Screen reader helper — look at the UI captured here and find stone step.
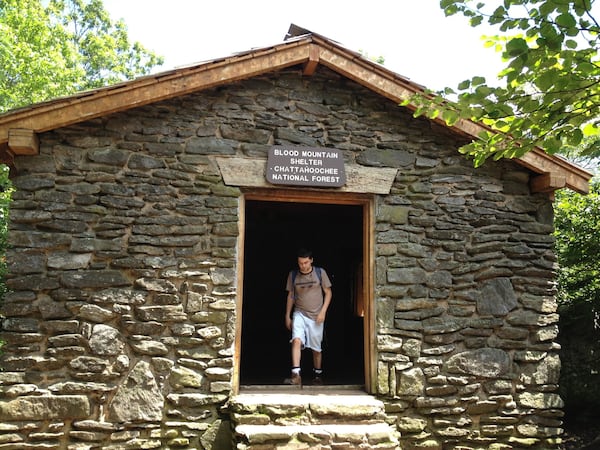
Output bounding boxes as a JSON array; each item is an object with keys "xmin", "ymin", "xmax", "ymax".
[
  {"xmin": 230, "ymin": 390, "xmax": 399, "ymax": 448},
  {"xmin": 230, "ymin": 390, "xmax": 386, "ymax": 425},
  {"xmin": 235, "ymin": 423, "xmax": 399, "ymax": 449}
]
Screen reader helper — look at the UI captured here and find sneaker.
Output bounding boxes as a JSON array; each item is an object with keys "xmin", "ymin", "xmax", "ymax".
[
  {"xmin": 313, "ymin": 369, "xmax": 324, "ymax": 385},
  {"xmin": 284, "ymin": 372, "xmax": 302, "ymax": 386}
]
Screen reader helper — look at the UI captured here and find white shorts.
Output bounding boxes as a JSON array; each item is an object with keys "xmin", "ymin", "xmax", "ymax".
[{"xmin": 291, "ymin": 311, "xmax": 324, "ymax": 352}]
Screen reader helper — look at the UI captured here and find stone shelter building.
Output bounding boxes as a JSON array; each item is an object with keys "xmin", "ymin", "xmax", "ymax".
[{"xmin": 0, "ymin": 25, "xmax": 593, "ymax": 449}]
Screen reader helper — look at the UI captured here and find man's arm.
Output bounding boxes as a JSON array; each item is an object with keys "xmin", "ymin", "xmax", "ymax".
[
  {"xmin": 285, "ymin": 291, "xmax": 295, "ymax": 330},
  {"xmin": 316, "ymin": 286, "xmax": 332, "ymax": 324}
]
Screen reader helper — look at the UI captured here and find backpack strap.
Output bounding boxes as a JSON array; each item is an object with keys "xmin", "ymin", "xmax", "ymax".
[
  {"xmin": 292, "ymin": 269, "xmax": 298, "ymax": 300},
  {"xmin": 315, "ymin": 267, "xmax": 322, "ymax": 284}
]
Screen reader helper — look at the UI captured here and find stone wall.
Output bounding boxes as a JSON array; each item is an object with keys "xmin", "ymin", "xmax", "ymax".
[
  {"xmin": 374, "ymin": 169, "xmax": 562, "ymax": 449},
  {"xmin": 0, "ymin": 66, "xmax": 562, "ymax": 449}
]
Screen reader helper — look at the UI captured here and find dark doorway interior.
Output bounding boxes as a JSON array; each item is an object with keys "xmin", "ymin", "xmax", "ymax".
[{"xmin": 241, "ymin": 199, "xmax": 365, "ymax": 386}]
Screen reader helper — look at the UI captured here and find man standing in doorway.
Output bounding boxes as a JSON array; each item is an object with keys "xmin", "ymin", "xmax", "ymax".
[{"xmin": 285, "ymin": 248, "xmax": 332, "ymax": 386}]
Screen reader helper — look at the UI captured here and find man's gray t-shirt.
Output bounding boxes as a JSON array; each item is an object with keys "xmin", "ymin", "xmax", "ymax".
[{"xmin": 286, "ymin": 268, "xmax": 332, "ymax": 321}]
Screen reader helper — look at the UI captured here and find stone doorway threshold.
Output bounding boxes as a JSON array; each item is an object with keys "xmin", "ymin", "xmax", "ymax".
[
  {"xmin": 232, "ymin": 385, "xmax": 380, "ymax": 421},
  {"xmin": 232, "ymin": 385, "xmax": 381, "ymax": 423},
  {"xmin": 238, "ymin": 384, "xmax": 365, "ymax": 395}
]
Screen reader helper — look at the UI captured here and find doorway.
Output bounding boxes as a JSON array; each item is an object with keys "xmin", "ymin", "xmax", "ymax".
[{"xmin": 239, "ymin": 194, "xmax": 369, "ymax": 387}]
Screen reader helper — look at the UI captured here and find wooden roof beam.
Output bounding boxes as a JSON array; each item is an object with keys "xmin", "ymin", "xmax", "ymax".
[
  {"xmin": 530, "ymin": 172, "xmax": 566, "ymax": 193},
  {"xmin": 303, "ymin": 45, "xmax": 320, "ymax": 76},
  {"xmin": 519, "ymin": 150, "xmax": 590, "ymax": 194},
  {"xmin": 8, "ymin": 128, "xmax": 39, "ymax": 156}
]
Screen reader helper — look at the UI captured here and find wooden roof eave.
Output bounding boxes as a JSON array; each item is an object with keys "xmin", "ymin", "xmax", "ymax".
[
  {"xmin": 310, "ymin": 38, "xmax": 592, "ymax": 194},
  {"xmin": 0, "ymin": 38, "xmax": 316, "ymax": 146},
  {"xmin": 0, "ymin": 33, "xmax": 592, "ymax": 193}
]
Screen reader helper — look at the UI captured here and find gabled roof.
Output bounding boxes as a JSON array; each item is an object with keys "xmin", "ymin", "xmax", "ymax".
[{"xmin": 0, "ymin": 24, "xmax": 592, "ymax": 193}]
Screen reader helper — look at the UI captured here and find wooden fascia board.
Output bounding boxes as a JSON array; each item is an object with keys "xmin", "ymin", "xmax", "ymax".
[
  {"xmin": 0, "ymin": 41, "xmax": 314, "ymax": 146},
  {"xmin": 316, "ymin": 45, "xmax": 500, "ymax": 141},
  {"xmin": 316, "ymin": 46, "xmax": 415, "ymax": 106},
  {"xmin": 314, "ymin": 43, "xmax": 592, "ymax": 194}
]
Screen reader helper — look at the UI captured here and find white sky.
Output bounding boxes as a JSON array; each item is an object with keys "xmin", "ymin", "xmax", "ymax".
[{"xmin": 102, "ymin": 0, "xmax": 506, "ymax": 91}]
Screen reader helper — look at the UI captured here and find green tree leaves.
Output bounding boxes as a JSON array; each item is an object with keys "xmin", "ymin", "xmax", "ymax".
[
  {"xmin": 505, "ymin": 36, "xmax": 528, "ymax": 56},
  {"xmin": 0, "ymin": 0, "xmax": 164, "ymax": 112},
  {"xmin": 0, "ymin": 0, "xmax": 81, "ymax": 110},
  {"xmin": 554, "ymin": 179, "xmax": 600, "ymax": 307},
  {"xmin": 414, "ymin": 0, "xmax": 600, "ymax": 166},
  {"xmin": 555, "ymin": 177, "xmax": 600, "ymax": 416}
]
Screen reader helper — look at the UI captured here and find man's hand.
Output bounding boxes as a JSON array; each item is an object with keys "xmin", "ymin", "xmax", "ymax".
[
  {"xmin": 316, "ymin": 310, "xmax": 326, "ymax": 324},
  {"xmin": 285, "ymin": 316, "xmax": 292, "ymax": 330}
]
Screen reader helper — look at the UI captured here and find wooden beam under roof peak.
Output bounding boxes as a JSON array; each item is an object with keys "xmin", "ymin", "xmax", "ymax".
[{"xmin": 303, "ymin": 45, "xmax": 320, "ymax": 76}]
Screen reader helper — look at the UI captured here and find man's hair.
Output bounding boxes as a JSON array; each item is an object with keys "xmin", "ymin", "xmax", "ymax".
[{"xmin": 297, "ymin": 248, "xmax": 313, "ymax": 258}]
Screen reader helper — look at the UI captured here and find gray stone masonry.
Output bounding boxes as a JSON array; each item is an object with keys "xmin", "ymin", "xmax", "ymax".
[{"xmin": 0, "ymin": 66, "xmax": 562, "ymax": 449}]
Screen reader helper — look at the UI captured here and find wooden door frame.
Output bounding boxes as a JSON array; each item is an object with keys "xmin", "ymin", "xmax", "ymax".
[{"xmin": 232, "ymin": 188, "xmax": 375, "ymax": 394}]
